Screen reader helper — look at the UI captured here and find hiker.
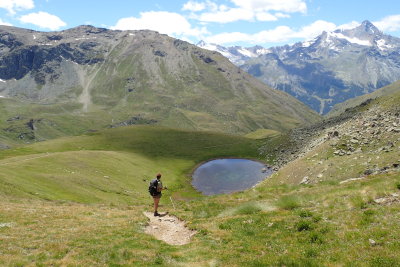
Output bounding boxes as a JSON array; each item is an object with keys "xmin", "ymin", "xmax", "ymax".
[{"xmin": 149, "ymin": 173, "xmax": 167, "ymax": 216}]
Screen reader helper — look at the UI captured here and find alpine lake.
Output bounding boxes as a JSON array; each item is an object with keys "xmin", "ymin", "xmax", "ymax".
[{"xmin": 192, "ymin": 159, "xmax": 273, "ymax": 195}]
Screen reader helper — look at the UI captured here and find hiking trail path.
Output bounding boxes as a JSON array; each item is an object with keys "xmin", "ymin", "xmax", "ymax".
[{"xmin": 143, "ymin": 212, "xmax": 196, "ymax": 245}]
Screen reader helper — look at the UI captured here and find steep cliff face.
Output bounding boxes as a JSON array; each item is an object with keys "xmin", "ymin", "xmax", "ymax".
[{"xmin": 0, "ymin": 25, "xmax": 320, "ymax": 142}]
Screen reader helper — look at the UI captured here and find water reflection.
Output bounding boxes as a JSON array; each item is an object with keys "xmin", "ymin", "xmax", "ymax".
[{"xmin": 192, "ymin": 159, "xmax": 272, "ymax": 195}]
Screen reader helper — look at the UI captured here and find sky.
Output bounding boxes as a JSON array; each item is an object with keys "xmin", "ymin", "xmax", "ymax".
[{"xmin": 0, "ymin": 0, "xmax": 399, "ymax": 48}]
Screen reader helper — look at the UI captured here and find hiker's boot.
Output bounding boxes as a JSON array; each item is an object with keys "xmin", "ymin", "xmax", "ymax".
[{"xmin": 154, "ymin": 212, "xmax": 160, "ymax": 217}]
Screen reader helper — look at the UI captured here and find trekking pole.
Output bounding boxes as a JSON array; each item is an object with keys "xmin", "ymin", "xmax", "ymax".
[{"xmin": 169, "ymin": 196, "xmax": 176, "ymax": 210}]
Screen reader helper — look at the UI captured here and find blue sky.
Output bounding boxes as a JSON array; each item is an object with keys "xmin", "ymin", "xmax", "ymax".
[{"xmin": 0, "ymin": 0, "xmax": 399, "ymax": 47}]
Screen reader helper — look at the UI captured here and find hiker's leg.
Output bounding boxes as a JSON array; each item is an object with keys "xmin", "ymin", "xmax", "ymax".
[{"xmin": 154, "ymin": 196, "xmax": 160, "ymax": 212}]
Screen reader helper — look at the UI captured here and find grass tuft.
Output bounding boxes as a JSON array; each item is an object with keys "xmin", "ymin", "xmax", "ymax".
[
  {"xmin": 296, "ymin": 220, "xmax": 313, "ymax": 231},
  {"xmin": 299, "ymin": 210, "xmax": 313, "ymax": 218},
  {"xmin": 276, "ymin": 195, "xmax": 301, "ymax": 210},
  {"xmin": 234, "ymin": 203, "xmax": 262, "ymax": 215},
  {"xmin": 350, "ymin": 195, "xmax": 368, "ymax": 209},
  {"xmin": 309, "ymin": 232, "xmax": 324, "ymax": 244}
]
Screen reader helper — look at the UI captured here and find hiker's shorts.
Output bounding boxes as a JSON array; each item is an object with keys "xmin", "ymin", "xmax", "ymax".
[{"xmin": 152, "ymin": 193, "xmax": 162, "ymax": 199}]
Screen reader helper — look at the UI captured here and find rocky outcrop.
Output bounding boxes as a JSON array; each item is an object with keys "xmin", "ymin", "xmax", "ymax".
[
  {"xmin": 109, "ymin": 115, "xmax": 158, "ymax": 128},
  {"xmin": 265, "ymin": 98, "xmax": 400, "ymax": 173}
]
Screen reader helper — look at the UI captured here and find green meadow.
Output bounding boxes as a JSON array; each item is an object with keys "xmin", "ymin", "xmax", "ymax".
[
  {"xmin": 0, "ymin": 125, "xmax": 262, "ymax": 203},
  {"xmin": 0, "ymin": 124, "xmax": 399, "ymax": 266}
]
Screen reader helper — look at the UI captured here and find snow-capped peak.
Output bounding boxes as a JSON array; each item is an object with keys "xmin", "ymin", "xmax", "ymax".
[{"xmin": 196, "ymin": 40, "xmax": 207, "ymax": 47}]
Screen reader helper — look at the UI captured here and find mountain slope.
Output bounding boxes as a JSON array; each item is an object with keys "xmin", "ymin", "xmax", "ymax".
[
  {"xmin": 1, "ymin": 83, "xmax": 399, "ymax": 266},
  {"xmin": 0, "ymin": 25, "xmax": 320, "ymax": 146},
  {"xmin": 264, "ymin": 79, "xmax": 400, "ymax": 184},
  {"xmin": 199, "ymin": 21, "xmax": 400, "ymax": 114},
  {"xmin": 328, "ymin": 79, "xmax": 400, "ymax": 117}
]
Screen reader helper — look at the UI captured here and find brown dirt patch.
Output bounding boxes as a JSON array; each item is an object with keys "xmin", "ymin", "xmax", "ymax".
[{"xmin": 143, "ymin": 212, "xmax": 196, "ymax": 245}]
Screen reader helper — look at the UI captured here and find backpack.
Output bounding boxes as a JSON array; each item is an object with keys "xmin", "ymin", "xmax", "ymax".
[{"xmin": 148, "ymin": 179, "xmax": 159, "ymax": 196}]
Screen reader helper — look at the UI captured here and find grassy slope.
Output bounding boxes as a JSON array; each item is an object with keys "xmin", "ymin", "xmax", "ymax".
[
  {"xmin": 174, "ymin": 84, "xmax": 400, "ymax": 266},
  {"xmin": 328, "ymin": 79, "xmax": 400, "ymax": 117},
  {"xmin": 0, "ymin": 125, "xmax": 261, "ymax": 203},
  {"xmin": 1, "ymin": 89, "xmax": 400, "ymax": 266},
  {"xmin": 0, "ymin": 98, "xmax": 112, "ymax": 142},
  {"xmin": 0, "ymin": 125, "xmax": 267, "ymax": 266}
]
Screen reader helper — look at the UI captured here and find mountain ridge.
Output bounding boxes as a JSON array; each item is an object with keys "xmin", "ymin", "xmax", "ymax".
[
  {"xmin": 0, "ymin": 25, "xmax": 320, "ymax": 146},
  {"xmin": 198, "ymin": 20, "xmax": 400, "ymax": 114}
]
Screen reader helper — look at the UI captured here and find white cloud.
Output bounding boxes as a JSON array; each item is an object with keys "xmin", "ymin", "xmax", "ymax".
[
  {"xmin": 205, "ymin": 26, "xmax": 294, "ymax": 44},
  {"xmin": 0, "ymin": 0, "xmax": 34, "ymax": 14},
  {"xmin": 231, "ymin": 0, "xmax": 307, "ymax": 13},
  {"xmin": 204, "ymin": 20, "xmax": 337, "ymax": 45},
  {"xmin": 185, "ymin": 0, "xmax": 306, "ymax": 23},
  {"xmin": 374, "ymin": 14, "xmax": 400, "ymax": 32},
  {"xmin": 112, "ymin": 11, "xmax": 208, "ymax": 39},
  {"xmin": 294, "ymin": 20, "xmax": 336, "ymax": 39},
  {"xmin": 275, "ymin": 12, "xmax": 290, "ymax": 19},
  {"xmin": 255, "ymin": 12, "xmax": 278, "ymax": 21},
  {"xmin": 0, "ymin": 18, "xmax": 12, "ymax": 26},
  {"xmin": 19, "ymin": 11, "xmax": 66, "ymax": 30},
  {"xmin": 199, "ymin": 8, "xmax": 254, "ymax": 23},
  {"xmin": 337, "ymin": 21, "xmax": 360, "ymax": 30},
  {"xmin": 182, "ymin": 1, "xmax": 206, "ymax": 12}
]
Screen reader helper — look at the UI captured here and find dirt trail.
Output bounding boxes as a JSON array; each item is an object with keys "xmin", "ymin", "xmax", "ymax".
[{"xmin": 143, "ymin": 212, "xmax": 196, "ymax": 245}]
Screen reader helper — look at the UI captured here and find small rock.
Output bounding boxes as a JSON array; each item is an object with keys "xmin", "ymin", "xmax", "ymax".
[
  {"xmin": 369, "ymin": 239, "xmax": 377, "ymax": 246},
  {"xmin": 0, "ymin": 223, "xmax": 13, "ymax": 228},
  {"xmin": 350, "ymin": 139, "xmax": 359, "ymax": 144},
  {"xmin": 300, "ymin": 176, "xmax": 310, "ymax": 185},
  {"xmin": 374, "ymin": 197, "xmax": 386, "ymax": 204},
  {"xmin": 364, "ymin": 169, "xmax": 374, "ymax": 176}
]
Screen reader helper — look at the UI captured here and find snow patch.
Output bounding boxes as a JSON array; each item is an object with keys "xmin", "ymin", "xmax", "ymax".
[
  {"xmin": 332, "ymin": 32, "xmax": 371, "ymax": 46},
  {"xmin": 302, "ymin": 41, "xmax": 313, "ymax": 47},
  {"xmin": 219, "ymin": 51, "xmax": 234, "ymax": 58},
  {"xmin": 200, "ymin": 43, "xmax": 219, "ymax": 51},
  {"xmin": 33, "ymin": 35, "xmax": 36, "ymax": 40},
  {"xmin": 0, "ymin": 79, "xmax": 6, "ymax": 83},
  {"xmin": 376, "ymin": 39, "xmax": 393, "ymax": 51},
  {"xmin": 237, "ymin": 48, "xmax": 256, "ymax": 58},
  {"xmin": 129, "ymin": 33, "xmax": 135, "ymax": 36},
  {"xmin": 255, "ymin": 48, "xmax": 270, "ymax": 55}
]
